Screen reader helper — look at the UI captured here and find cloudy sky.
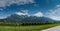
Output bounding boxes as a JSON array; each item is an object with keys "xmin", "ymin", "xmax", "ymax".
[{"xmin": 0, "ymin": 0, "xmax": 60, "ymax": 20}]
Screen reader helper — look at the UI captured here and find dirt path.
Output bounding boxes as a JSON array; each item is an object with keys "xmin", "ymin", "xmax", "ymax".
[{"xmin": 41, "ymin": 26, "xmax": 60, "ymax": 31}]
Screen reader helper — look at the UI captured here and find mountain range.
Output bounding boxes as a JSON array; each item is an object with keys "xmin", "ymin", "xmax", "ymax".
[{"xmin": 0, "ymin": 13, "xmax": 55, "ymax": 23}]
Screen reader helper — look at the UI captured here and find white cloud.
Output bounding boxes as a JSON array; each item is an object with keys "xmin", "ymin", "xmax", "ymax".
[
  {"xmin": 46, "ymin": 5, "xmax": 60, "ymax": 20},
  {"xmin": 16, "ymin": 12, "xmax": 27, "ymax": 15},
  {"xmin": 15, "ymin": 10, "xmax": 30, "ymax": 16},
  {"xmin": 56, "ymin": 5, "xmax": 60, "ymax": 8},
  {"xmin": 21, "ymin": 10, "xmax": 28, "ymax": 14},
  {"xmin": 0, "ymin": 0, "xmax": 35, "ymax": 7},
  {"xmin": 16, "ymin": 11, "xmax": 44, "ymax": 17},
  {"xmin": 0, "ymin": 8, "xmax": 4, "ymax": 11},
  {"xmin": 34, "ymin": 12, "xmax": 43, "ymax": 17}
]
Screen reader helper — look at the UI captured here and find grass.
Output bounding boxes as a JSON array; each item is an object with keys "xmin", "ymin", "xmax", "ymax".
[
  {"xmin": 0, "ymin": 23, "xmax": 59, "ymax": 31},
  {"xmin": 20, "ymin": 24, "xmax": 60, "ymax": 31},
  {"xmin": 0, "ymin": 26, "xmax": 20, "ymax": 31}
]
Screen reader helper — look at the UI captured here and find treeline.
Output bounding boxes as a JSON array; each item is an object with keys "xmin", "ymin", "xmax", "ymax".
[
  {"xmin": 0, "ymin": 22, "xmax": 21, "ymax": 26},
  {"xmin": 0, "ymin": 19, "xmax": 56, "ymax": 26},
  {"xmin": 0, "ymin": 21, "xmax": 55, "ymax": 26},
  {"xmin": 21, "ymin": 22, "xmax": 54, "ymax": 26}
]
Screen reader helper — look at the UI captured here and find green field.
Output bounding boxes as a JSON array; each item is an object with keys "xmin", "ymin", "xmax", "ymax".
[
  {"xmin": 0, "ymin": 24, "xmax": 59, "ymax": 31},
  {"xmin": 0, "ymin": 26, "xmax": 20, "ymax": 31}
]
